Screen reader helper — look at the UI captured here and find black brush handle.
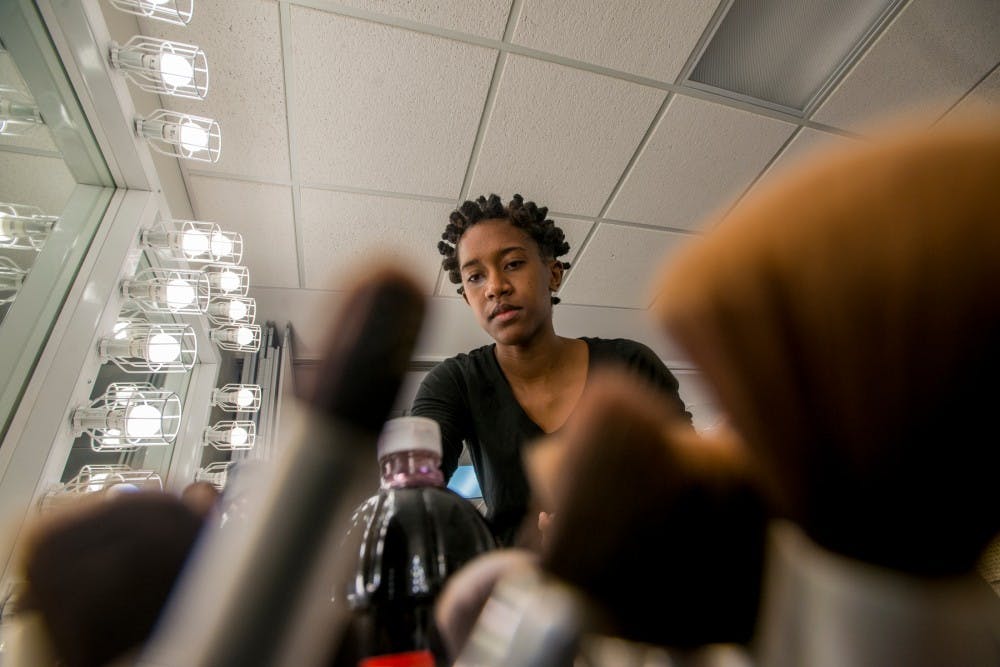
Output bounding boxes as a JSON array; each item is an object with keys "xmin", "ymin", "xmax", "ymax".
[{"xmin": 141, "ymin": 270, "xmax": 425, "ymax": 667}]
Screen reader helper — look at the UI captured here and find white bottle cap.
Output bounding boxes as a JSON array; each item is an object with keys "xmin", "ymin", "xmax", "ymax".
[{"xmin": 377, "ymin": 416, "xmax": 442, "ymax": 460}]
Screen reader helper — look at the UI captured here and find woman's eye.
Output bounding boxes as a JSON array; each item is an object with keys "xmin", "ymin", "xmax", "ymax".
[
  {"xmin": 465, "ymin": 273, "xmax": 482, "ymax": 284},
  {"xmin": 505, "ymin": 260, "xmax": 524, "ymax": 270}
]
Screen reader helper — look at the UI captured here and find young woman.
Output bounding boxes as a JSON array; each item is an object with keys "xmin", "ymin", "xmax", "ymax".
[{"xmin": 412, "ymin": 194, "xmax": 691, "ymax": 546}]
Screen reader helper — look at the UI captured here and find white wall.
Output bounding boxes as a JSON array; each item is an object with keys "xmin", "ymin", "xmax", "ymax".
[{"xmin": 257, "ymin": 286, "xmax": 722, "ymax": 430}]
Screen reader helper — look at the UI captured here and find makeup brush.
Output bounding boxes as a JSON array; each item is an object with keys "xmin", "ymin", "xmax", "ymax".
[
  {"xmin": 452, "ymin": 369, "xmax": 767, "ymax": 667},
  {"xmin": 531, "ymin": 369, "xmax": 767, "ymax": 650},
  {"xmin": 141, "ymin": 267, "xmax": 426, "ymax": 667}
]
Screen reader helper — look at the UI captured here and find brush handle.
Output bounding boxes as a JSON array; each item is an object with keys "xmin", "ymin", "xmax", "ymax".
[{"xmin": 140, "ymin": 270, "xmax": 425, "ymax": 667}]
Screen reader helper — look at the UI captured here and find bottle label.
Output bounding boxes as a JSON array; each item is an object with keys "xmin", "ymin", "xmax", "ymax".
[{"xmin": 359, "ymin": 649, "xmax": 435, "ymax": 667}]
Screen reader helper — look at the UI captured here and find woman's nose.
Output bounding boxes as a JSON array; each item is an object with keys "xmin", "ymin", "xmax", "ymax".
[{"xmin": 485, "ymin": 273, "xmax": 511, "ymax": 298}]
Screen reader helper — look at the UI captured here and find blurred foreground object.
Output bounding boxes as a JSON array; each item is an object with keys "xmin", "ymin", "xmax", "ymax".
[
  {"xmin": 141, "ymin": 268, "xmax": 426, "ymax": 666},
  {"xmin": 453, "ymin": 372, "xmax": 766, "ymax": 666},
  {"xmin": 339, "ymin": 416, "xmax": 495, "ymax": 664},
  {"xmin": 655, "ymin": 119, "xmax": 1000, "ymax": 664},
  {"xmin": 9, "ymin": 493, "xmax": 203, "ymax": 667}
]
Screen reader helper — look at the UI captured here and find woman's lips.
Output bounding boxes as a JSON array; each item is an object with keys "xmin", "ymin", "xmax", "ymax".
[{"xmin": 491, "ymin": 306, "xmax": 521, "ymax": 322}]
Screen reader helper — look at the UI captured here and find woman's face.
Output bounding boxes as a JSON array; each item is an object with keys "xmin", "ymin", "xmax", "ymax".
[{"xmin": 456, "ymin": 219, "xmax": 563, "ymax": 346}]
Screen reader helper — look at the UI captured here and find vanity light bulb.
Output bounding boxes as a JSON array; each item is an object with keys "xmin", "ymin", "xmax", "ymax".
[
  {"xmin": 159, "ymin": 51, "xmax": 193, "ymax": 88},
  {"xmin": 227, "ymin": 299, "xmax": 248, "ymax": 321},
  {"xmin": 211, "ymin": 231, "xmax": 233, "ymax": 258},
  {"xmin": 218, "ymin": 270, "xmax": 240, "ymax": 293},
  {"xmin": 235, "ymin": 388, "xmax": 255, "ymax": 408},
  {"xmin": 229, "ymin": 426, "xmax": 249, "ymax": 446},
  {"xmin": 164, "ymin": 279, "xmax": 196, "ymax": 309},
  {"xmin": 180, "ymin": 229, "xmax": 209, "ymax": 257},
  {"xmin": 124, "ymin": 404, "xmax": 162, "ymax": 438},
  {"xmin": 179, "ymin": 122, "xmax": 209, "ymax": 152},
  {"xmin": 146, "ymin": 333, "xmax": 182, "ymax": 363},
  {"xmin": 235, "ymin": 326, "xmax": 254, "ymax": 347}
]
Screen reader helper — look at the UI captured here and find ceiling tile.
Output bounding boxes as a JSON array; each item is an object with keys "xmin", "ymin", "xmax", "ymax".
[
  {"xmin": 298, "ymin": 189, "xmax": 453, "ymax": 294},
  {"xmin": 557, "ymin": 222, "xmax": 695, "ymax": 308},
  {"xmin": 552, "ymin": 216, "xmax": 594, "ymax": 268},
  {"xmin": 139, "ymin": 0, "xmax": 290, "ymax": 182},
  {"xmin": 512, "ymin": 0, "xmax": 721, "ymax": 82},
  {"xmin": 187, "ymin": 175, "xmax": 298, "ymax": 288},
  {"xmin": 947, "ymin": 65, "xmax": 1000, "ymax": 119},
  {"xmin": 290, "ymin": 7, "xmax": 495, "ymax": 198},
  {"xmin": 469, "ymin": 55, "xmax": 664, "ymax": 217},
  {"xmin": 605, "ymin": 94, "xmax": 795, "ymax": 231},
  {"xmin": 812, "ymin": 0, "xmax": 1000, "ymax": 132},
  {"xmin": 755, "ymin": 127, "xmax": 860, "ymax": 188},
  {"xmin": 329, "ymin": 0, "xmax": 513, "ymax": 39}
]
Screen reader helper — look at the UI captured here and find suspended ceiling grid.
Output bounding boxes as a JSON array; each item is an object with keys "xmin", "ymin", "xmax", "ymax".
[{"xmin": 101, "ymin": 0, "xmax": 999, "ymax": 315}]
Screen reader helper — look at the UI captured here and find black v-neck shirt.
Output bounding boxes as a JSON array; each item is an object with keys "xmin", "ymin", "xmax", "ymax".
[{"xmin": 411, "ymin": 337, "xmax": 691, "ymax": 545}]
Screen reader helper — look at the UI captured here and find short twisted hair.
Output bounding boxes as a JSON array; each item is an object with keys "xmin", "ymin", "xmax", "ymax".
[{"xmin": 438, "ymin": 194, "xmax": 571, "ymax": 304}]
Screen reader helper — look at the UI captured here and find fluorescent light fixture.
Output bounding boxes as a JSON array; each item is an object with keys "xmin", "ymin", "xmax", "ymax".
[
  {"xmin": 211, "ymin": 383, "xmax": 261, "ymax": 412},
  {"xmin": 136, "ymin": 108, "xmax": 221, "ymax": 163},
  {"xmin": 107, "ymin": 0, "xmax": 193, "ymax": 26},
  {"xmin": 210, "ymin": 324, "xmax": 261, "ymax": 353},
  {"xmin": 111, "ymin": 36, "xmax": 208, "ymax": 99},
  {"xmin": 141, "ymin": 219, "xmax": 243, "ymax": 265},
  {"xmin": 206, "ymin": 295, "xmax": 255, "ymax": 326},
  {"xmin": 99, "ymin": 322, "xmax": 197, "ymax": 373},
  {"xmin": 0, "ymin": 256, "xmax": 28, "ymax": 305},
  {"xmin": 203, "ymin": 420, "xmax": 256, "ymax": 450},
  {"xmin": 204, "ymin": 264, "xmax": 250, "ymax": 295},
  {"xmin": 72, "ymin": 382, "xmax": 183, "ymax": 451},
  {"xmin": 121, "ymin": 267, "xmax": 210, "ymax": 314},
  {"xmin": 0, "ymin": 202, "xmax": 57, "ymax": 251}
]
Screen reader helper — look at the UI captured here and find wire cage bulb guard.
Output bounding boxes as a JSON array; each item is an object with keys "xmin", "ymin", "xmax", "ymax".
[
  {"xmin": 204, "ymin": 263, "xmax": 249, "ymax": 295},
  {"xmin": 211, "ymin": 383, "xmax": 261, "ymax": 412},
  {"xmin": 203, "ymin": 420, "xmax": 256, "ymax": 450},
  {"xmin": 136, "ymin": 108, "xmax": 220, "ymax": 163},
  {"xmin": 206, "ymin": 295, "xmax": 255, "ymax": 326},
  {"xmin": 141, "ymin": 219, "xmax": 243, "ymax": 265},
  {"xmin": 40, "ymin": 465, "xmax": 162, "ymax": 512},
  {"xmin": 121, "ymin": 267, "xmax": 210, "ymax": 314},
  {"xmin": 0, "ymin": 256, "xmax": 28, "ymax": 305},
  {"xmin": 0, "ymin": 202, "xmax": 57, "ymax": 251},
  {"xmin": 107, "ymin": 0, "xmax": 193, "ymax": 26},
  {"xmin": 99, "ymin": 322, "xmax": 198, "ymax": 373},
  {"xmin": 0, "ymin": 84, "xmax": 43, "ymax": 136},
  {"xmin": 209, "ymin": 324, "xmax": 261, "ymax": 352},
  {"xmin": 72, "ymin": 382, "xmax": 183, "ymax": 451},
  {"xmin": 195, "ymin": 461, "xmax": 234, "ymax": 491},
  {"xmin": 110, "ymin": 36, "xmax": 208, "ymax": 100}
]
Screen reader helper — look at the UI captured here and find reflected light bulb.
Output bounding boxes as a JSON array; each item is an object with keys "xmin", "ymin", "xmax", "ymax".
[
  {"xmin": 229, "ymin": 426, "xmax": 248, "ymax": 445},
  {"xmin": 210, "ymin": 231, "xmax": 233, "ymax": 258},
  {"xmin": 179, "ymin": 121, "xmax": 209, "ymax": 152},
  {"xmin": 165, "ymin": 279, "xmax": 196, "ymax": 309},
  {"xmin": 235, "ymin": 326, "xmax": 253, "ymax": 346},
  {"xmin": 227, "ymin": 299, "xmax": 248, "ymax": 321},
  {"xmin": 159, "ymin": 51, "xmax": 194, "ymax": 89},
  {"xmin": 124, "ymin": 403, "xmax": 163, "ymax": 438},
  {"xmin": 235, "ymin": 388, "xmax": 254, "ymax": 408},
  {"xmin": 147, "ymin": 332, "xmax": 182, "ymax": 363},
  {"xmin": 113, "ymin": 321, "xmax": 130, "ymax": 340},
  {"xmin": 180, "ymin": 229, "xmax": 209, "ymax": 257},
  {"xmin": 218, "ymin": 270, "xmax": 240, "ymax": 293},
  {"xmin": 87, "ymin": 472, "xmax": 111, "ymax": 493}
]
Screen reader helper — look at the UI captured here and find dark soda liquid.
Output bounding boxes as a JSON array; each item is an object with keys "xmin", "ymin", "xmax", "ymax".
[{"xmin": 344, "ymin": 485, "xmax": 496, "ymax": 664}]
